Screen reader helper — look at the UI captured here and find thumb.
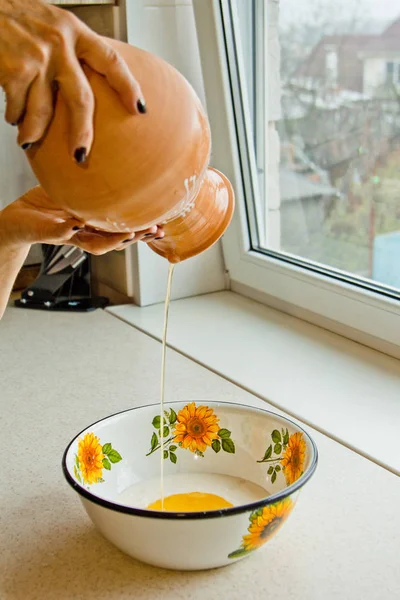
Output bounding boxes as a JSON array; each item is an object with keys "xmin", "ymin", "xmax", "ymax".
[
  {"xmin": 19, "ymin": 185, "xmax": 51, "ymax": 207},
  {"xmin": 42, "ymin": 218, "xmax": 84, "ymax": 243}
]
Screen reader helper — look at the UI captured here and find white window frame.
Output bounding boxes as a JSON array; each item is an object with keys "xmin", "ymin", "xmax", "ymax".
[{"xmin": 193, "ymin": 0, "xmax": 400, "ymax": 350}]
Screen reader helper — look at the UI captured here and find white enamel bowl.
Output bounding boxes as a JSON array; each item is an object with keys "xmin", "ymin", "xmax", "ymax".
[{"xmin": 63, "ymin": 401, "xmax": 317, "ymax": 570}]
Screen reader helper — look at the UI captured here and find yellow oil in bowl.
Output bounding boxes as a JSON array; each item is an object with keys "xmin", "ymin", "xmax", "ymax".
[{"xmin": 147, "ymin": 491, "xmax": 233, "ymax": 512}]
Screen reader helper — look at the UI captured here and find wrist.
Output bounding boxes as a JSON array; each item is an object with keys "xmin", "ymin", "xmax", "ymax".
[{"xmin": 0, "ymin": 209, "xmax": 30, "ymax": 253}]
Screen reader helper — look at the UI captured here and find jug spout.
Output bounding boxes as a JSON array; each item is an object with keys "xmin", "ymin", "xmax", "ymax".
[{"xmin": 148, "ymin": 168, "xmax": 234, "ymax": 263}]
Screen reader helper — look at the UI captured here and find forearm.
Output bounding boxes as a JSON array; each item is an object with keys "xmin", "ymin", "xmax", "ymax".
[{"xmin": 0, "ymin": 239, "xmax": 30, "ymax": 320}]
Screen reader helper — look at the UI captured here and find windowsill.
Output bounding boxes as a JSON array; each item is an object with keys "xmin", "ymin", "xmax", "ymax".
[{"xmin": 108, "ymin": 291, "xmax": 400, "ymax": 476}]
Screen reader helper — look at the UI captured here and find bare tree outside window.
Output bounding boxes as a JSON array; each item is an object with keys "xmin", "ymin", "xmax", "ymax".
[
  {"xmin": 274, "ymin": 0, "xmax": 400, "ymax": 286},
  {"xmin": 236, "ymin": 0, "xmax": 400, "ymax": 290}
]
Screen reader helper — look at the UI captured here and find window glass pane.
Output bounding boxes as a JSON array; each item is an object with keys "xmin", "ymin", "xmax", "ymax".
[{"xmin": 234, "ymin": 0, "xmax": 400, "ymax": 295}]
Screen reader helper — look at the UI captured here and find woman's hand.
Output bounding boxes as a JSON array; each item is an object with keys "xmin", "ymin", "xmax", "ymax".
[
  {"xmin": 0, "ymin": 0, "xmax": 145, "ymax": 162},
  {"xmin": 0, "ymin": 187, "xmax": 163, "ymax": 255},
  {"xmin": 0, "ymin": 188, "xmax": 163, "ymax": 321}
]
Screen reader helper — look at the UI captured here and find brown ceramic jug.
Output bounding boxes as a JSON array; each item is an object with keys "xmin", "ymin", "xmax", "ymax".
[{"xmin": 23, "ymin": 39, "xmax": 234, "ymax": 263}]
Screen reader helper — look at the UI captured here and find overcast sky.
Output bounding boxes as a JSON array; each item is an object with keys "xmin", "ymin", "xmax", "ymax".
[{"xmin": 280, "ymin": 0, "xmax": 399, "ymax": 29}]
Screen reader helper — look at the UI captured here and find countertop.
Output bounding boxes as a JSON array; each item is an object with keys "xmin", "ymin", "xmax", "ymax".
[
  {"xmin": 1, "ymin": 307, "xmax": 399, "ymax": 600},
  {"xmin": 110, "ymin": 291, "xmax": 400, "ymax": 474}
]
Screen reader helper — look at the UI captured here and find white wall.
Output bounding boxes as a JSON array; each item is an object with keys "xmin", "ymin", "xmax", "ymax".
[
  {"xmin": 125, "ymin": 0, "xmax": 227, "ymax": 305},
  {"xmin": 0, "ymin": 95, "xmax": 43, "ymax": 264},
  {"xmin": 127, "ymin": 0, "xmax": 206, "ymax": 106},
  {"xmin": 0, "ymin": 95, "xmax": 38, "ymax": 209},
  {"xmin": 363, "ymin": 58, "xmax": 387, "ymax": 94},
  {"xmin": 362, "ymin": 55, "xmax": 400, "ymax": 95}
]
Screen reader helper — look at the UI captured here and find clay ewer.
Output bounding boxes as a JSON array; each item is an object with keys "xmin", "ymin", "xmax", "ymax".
[{"xmin": 24, "ymin": 39, "xmax": 234, "ymax": 263}]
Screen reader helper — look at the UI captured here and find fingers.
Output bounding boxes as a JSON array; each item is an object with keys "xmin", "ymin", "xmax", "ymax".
[
  {"xmin": 56, "ymin": 54, "xmax": 95, "ymax": 161},
  {"xmin": 32, "ymin": 217, "xmax": 84, "ymax": 245},
  {"xmin": 136, "ymin": 226, "xmax": 165, "ymax": 242},
  {"xmin": 135, "ymin": 225, "xmax": 158, "ymax": 241},
  {"xmin": 115, "ymin": 226, "xmax": 165, "ymax": 250},
  {"xmin": 5, "ymin": 33, "xmax": 145, "ymax": 157},
  {"xmin": 77, "ymin": 34, "xmax": 145, "ymax": 114},
  {"xmin": 71, "ymin": 225, "xmax": 165, "ymax": 255},
  {"xmin": 3, "ymin": 79, "xmax": 30, "ymax": 126},
  {"xmin": 72, "ymin": 230, "xmax": 136, "ymax": 255},
  {"xmin": 17, "ymin": 76, "xmax": 54, "ymax": 147},
  {"xmin": 51, "ymin": 219, "xmax": 84, "ymax": 241},
  {"xmin": 32, "ymin": 221, "xmax": 165, "ymax": 253}
]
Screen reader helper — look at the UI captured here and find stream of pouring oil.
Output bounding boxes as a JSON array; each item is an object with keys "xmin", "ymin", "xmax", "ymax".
[{"xmin": 159, "ymin": 263, "xmax": 175, "ymax": 510}]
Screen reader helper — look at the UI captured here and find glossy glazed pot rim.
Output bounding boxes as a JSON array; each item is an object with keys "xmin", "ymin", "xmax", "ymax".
[{"xmin": 62, "ymin": 401, "xmax": 318, "ymax": 521}]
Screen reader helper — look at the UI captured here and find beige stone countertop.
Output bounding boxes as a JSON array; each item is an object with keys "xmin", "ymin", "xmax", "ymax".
[{"xmin": 1, "ymin": 307, "xmax": 399, "ymax": 600}]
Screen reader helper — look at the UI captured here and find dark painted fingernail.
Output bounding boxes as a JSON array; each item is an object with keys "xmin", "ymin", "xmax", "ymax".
[
  {"xmin": 143, "ymin": 233, "xmax": 154, "ymax": 237},
  {"xmin": 74, "ymin": 147, "xmax": 87, "ymax": 164},
  {"xmin": 72, "ymin": 226, "xmax": 83, "ymax": 231},
  {"xmin": 137, "ymin": 99, "xmax": 147, "ymax": 114},
  {"xmin": 21, "ymin": 142, "xmax": 33, "ymax": 150},
  {"xmin": 154, "ymin": 237, "xmax": 164, "ymax": 240}
]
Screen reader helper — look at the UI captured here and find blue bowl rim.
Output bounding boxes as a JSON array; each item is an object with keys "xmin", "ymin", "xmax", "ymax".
[{"xmin": 62, "ymin": 400, "xmax": 318, "ymax": 520}]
